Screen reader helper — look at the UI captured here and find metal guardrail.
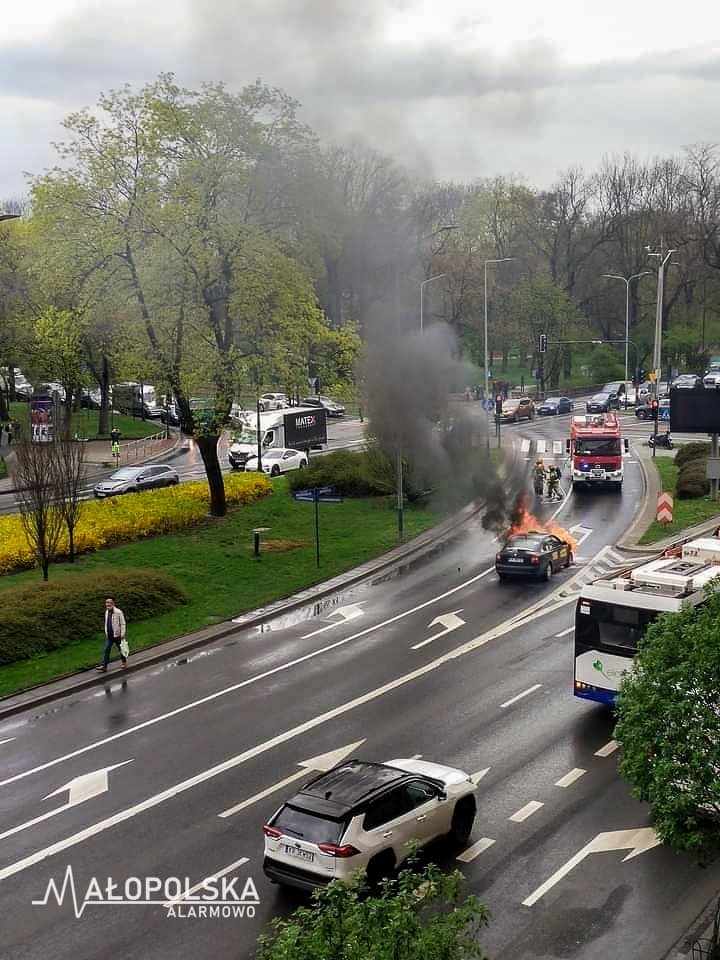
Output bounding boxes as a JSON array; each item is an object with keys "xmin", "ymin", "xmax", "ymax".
[
  {"xmin": 693, "ymin": 897, "xmax": 720, "ymax": 960},
  {"xmin": 119, "ymin": 432, "xmax": 171, "ymax": 464}
]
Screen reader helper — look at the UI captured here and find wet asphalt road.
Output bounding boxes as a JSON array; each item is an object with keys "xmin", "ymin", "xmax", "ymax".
[{"xmin": 0, "ymin": 412, "xmax": 717, "ymax": 960}]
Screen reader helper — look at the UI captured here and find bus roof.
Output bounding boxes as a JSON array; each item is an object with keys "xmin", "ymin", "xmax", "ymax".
[{"xmin": 579, "ymin": 529, "xmax": 720, "ymax": 612}]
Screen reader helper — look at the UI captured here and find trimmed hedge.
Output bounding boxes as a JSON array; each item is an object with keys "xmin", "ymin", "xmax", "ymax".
[
  {"xmin": 0, "ymin": 472, "xmax": 271, "ymax": 574},
  {"xmin": 674, "ymin": 442, "xmax": 711, "ymax": 470},
  {"xmin": 287, "ymin": 448, "xmax": 424, "ymax": 500},
  {"xmin": 0, "ymin": 568, "xmax": 187, "ymax": 665},
  {"xmin": 677, "ymin": 459, "xmax": 710, "ymax": 499}
]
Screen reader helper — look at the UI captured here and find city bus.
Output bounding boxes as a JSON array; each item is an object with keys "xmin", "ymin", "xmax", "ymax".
[{"xmin": 574, "ymin": 533, "xmax": 720, "ymax": 705}]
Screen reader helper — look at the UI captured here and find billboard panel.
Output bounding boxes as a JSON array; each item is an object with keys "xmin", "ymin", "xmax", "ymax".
[
  {"xmin": 670, "ymin": 387, "xmax": 720, "ymax": 433},
  {"xmin": 283, "ymin": 408, "xmax": 327, "ymax": 449},
  {"xmin": 30, "ymin": 399, "xmax": 54, "ymax": 443}
]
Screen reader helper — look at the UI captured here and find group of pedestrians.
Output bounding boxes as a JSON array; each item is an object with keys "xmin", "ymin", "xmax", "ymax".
[
  {"xmin": 532, "ymin": 459, "xmax": 564, "ymax": 501},
  {"xmin": 463, "ymin": 382, "xmax": 512, "ymax": 402}
]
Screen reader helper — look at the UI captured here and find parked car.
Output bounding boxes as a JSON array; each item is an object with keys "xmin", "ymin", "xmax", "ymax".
[
  {"xmin": 244, "ymin": 447, "xmax": 308, "ymax": 477},
  {"xmin": 672, "ymin": 373, "xmax": 703, "ymax": 389},
  {"xmin": 499, "ymin": 397, "xmax": 535, "ymax": 422},
  {"xmin": 160, "ymin": 406, "xmax": 180, "ymax": 426},
  {"xmin": 704, "ymin": 363, "xmax": 720, "ymax": 388},
  {"xmin": 496, "ymin": 531, "xmax": 573, "ymax": 581},
  {"xmin": 586, "ymin": 392, "xmax": 617, "ymax": 414},
  {"xmin": 93, "ymin": 464, "xmax": 179, "ymax": 498},
  {"xmin": 259, "ymin": 393, "xmax": 288, "ymax": 411},
  {"xmin": 301, "ymin": 395, "xmax": 346, "ymax": 417},
  {"xmin": 263, "ymin": 757, "xmax": 478, "ymax": 890},
  {"xmin": 635, "ymin": 398, "xmax": 671, "ymax": 421},
  {"xmin": 537, "ymin": 396, "xmax": 574, "ymax": 416},
  {"xmin": 602, "ymin": 381, "xmax": 626, "ymax": 405}
]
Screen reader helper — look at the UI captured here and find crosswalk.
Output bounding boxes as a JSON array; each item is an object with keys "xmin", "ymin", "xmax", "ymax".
[{"xmin": 557, "ymin": 547, "xmax": 635, "ymax": 598}]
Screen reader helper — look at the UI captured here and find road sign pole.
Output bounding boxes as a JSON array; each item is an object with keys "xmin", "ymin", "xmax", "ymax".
[
  {"xmin": 713, "ymin": 433, "xmax": 719, "ymax": 501},
  {"xmin": 314, "ymin": 488, "xmax": 320, "ymax": 567}
]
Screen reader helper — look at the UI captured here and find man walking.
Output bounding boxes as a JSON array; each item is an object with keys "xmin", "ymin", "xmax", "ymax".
[{"xmin": 97, "ymin": 598, "xmax": 127, "ymax": 672}]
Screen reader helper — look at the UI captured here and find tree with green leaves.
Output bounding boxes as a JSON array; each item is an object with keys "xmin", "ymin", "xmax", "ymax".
[
  {"xmin": 615, "ymin": 593, "xmax": 720, "ymax": 855},
  {"xmin": 256, "ymin": 861, "xmax": 489, "ymax": 960}
]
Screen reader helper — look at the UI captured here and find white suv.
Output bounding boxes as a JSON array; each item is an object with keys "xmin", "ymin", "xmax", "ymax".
[
  {"xmin": 259, "ymin": 393, "xmax": 288, "ymax": 411},
  {"xmin": 262, "ymin": 758, "xmax": 478, "ymax": 890}
]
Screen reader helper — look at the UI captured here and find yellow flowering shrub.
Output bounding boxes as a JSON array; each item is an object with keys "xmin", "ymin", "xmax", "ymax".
[{"xmin": 0, "ymin": 472, "xmax": 271, "ymax": 575}]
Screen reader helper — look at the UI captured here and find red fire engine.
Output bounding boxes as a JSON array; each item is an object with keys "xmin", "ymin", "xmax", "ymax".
[{"xmin": 566, "ymin": 414, "xmax": 629, "ymax": 492}]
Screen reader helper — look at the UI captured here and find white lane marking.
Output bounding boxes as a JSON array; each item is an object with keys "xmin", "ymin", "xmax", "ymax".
[
  {"xmin": 457, "ymin": 837, "xmax": 495, "ymax": 862},
  {"xmin": 0, "ymin": 567, "xmax": 498, "ymax": 791},
  {"xmin": 594, "ymin": 740, "xmax": 619, "ymax": 757},
  {"xmin": 552, "ymin": 440, "xmax": 563, "ymax": 455},
  {"xmin": 163, "ymin": 857, "xmax": 249, "ymax": 907},
  {"xmin": 411, "ymin": 753, "xmax": 423, "ymax": 759},
  {"xmin": 411, "ymin": 610, "xmax": 466, "ymax": 650},
  {"xmin": 522, "ymin": 827, "xmax": 660, "ymax": 907},
  {"xmin": 500, "ymin": 683, "xmax": 542, "ymax": 709},
  {"xmin": 554, "ymin": 768, "xmax": 586, "ymax": 788},
  {"xmin": 299, "ymin": 603, "xmax": 366, "ymax": 639},
  {"xmin": 0, "ymin": 761, "xmax": 132, "ymax": 841},
  {"xmin": 568, "ymin": 524, "xmax": 593, "ymax": 547},
  {"xmin": 520, "ymin": 439, "xmax": 530, "ymax": 453},
  {"xmin": 0, "ymin": 739, "xmax": 15, "ymax": 746},
  {"xmin": 554, "ymin": 627, "xmax": 574, "ymax": 638},
  {"xmin": 0, "ymin": 595, "xmax": 577, "ymax": 882},
  {"xmin": 536, "ymin": 439, "xmax": 547, "ymax": 454},
  {"xmin": 509, "ymin": 801, "xmax": 544, "ymax": 822},
  {"xmin": 218, "ymin": 740, "xmax": 365, "ymax": 818},
  {"xmin": 471, "ymin": 767, "xmax": 490, "ymax": 785}
]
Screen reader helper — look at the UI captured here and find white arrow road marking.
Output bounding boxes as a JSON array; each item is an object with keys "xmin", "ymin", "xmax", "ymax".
[
  {"xmin": 568, "ymin": 524, "xmax": 593, "ymax": 547},
  {"xmin": 522, "ymin": 827, "xmax": 661, "ymax": 906},
  {"xmin": 218, "ymin": 740, "xmax": 366, "ymax": 818},
  {"xmin": 554, "ymin": 627, "xmax": 574, "ymax": 638},
  {"xmin": 470, "ymin": 768, "xmax": 490, "ymax": 785},
  {"xmin": 509, "ymin": 801, "xmax": 544, "ymax": 822},
  {"xmin": 0, "ymin": 739, "xmax": 15, "ymax": 746},
  {"xmin": 457, "ymin": 837, "xmax": 495, "ymax": 862},
  {"xmin": 554, "ymin": 768, "xmax": 586, "ymax": 788},
  {"xmin": 164, "ymin": 857, "xmax": 249, "ymax": 907},
  {"xmin": 300, "ymin": 604, "xmax": 366, "ymax": 640},
  {"xmin": 0, "ymin": 593, "xmax": 577, "ymax": 884},
  {"xmin": 500, "ymin": 684, "xmax": 542, "ymax": 709},
  {"xmin": 411, "ymin": 610, "xmax": 466, "ymax": 649},
  {"xmin": 594, "ymin": 740, "xmax": 619, "ymax": 757},
  {"xmin": 0, "ymin": 761, "xmax": 133, "ymax": 842}
]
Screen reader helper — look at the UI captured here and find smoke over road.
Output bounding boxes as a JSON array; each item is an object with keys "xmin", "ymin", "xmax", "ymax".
[{"xmin": 360, "ymin": 318, "xmax": 528, "ymax": 519}]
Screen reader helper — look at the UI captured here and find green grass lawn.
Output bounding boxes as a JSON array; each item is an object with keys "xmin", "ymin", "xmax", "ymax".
[
  {"xmin": 639, "ymin": 457, "xmax": 720, "ymax": 544},
  {"xmin": 9, "ymin": 402, "xmax": 162, "ymax": 441},
  {"xmin": 0, "ymin": 480, "xmax": 442, "ymax": 698}
]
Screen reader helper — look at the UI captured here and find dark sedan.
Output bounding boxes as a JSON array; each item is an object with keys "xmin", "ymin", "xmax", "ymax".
[
  {"xmin": 301, "ymin": 395, "xmax": 345, "ymax": 417},
  {"xmin": 586, "ymin": 392, "xmax": 616, "ymax": 414},
  {"xmin": 496, "ymin": 532, "xmax": 573, "ymax": 581},
  {"xmin": 537, "ymin": 396, "xmax": 574, "ymax": 416}
]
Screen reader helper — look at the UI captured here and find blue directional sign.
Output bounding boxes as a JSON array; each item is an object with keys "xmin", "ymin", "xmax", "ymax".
[{"xmin": 293, "ymin": 486, "xmax": 343, "ymax": 503}]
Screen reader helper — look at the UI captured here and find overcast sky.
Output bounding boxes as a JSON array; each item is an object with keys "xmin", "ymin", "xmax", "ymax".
[{"xmin": 2, "ymin": 0, "xmax": 719, "ymax": 200}]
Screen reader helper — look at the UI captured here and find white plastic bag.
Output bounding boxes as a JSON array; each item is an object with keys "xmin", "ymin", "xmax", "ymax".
[{"xmin": 119, "ymin": 638, "xmax": 129, "ymax": 659}]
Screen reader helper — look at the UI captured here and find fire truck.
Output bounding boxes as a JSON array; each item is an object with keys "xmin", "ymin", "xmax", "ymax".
[{"xmin": 565, "ymin": 414, "xmax": 629, "ymax": 492}]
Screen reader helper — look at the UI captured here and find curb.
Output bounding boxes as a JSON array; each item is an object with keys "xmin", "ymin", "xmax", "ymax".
[
  {"xmin": 664, "ymin": 893, "xmax": 719, "ymax": 959},
  {"xmin": 0, "ymin": 499, "xmax": 485, "ymax": 720},
  {"xmin": 617, "ymin": 442, "xmax": 654, "ymax": 552}
]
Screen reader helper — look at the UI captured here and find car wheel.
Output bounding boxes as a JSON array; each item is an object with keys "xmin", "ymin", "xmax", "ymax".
[
  {"xmin": 172, "ymin": 477, "xmax": 179, "ymax": 485},
  {"xmin": 564, "ymin": 550, "xmax": 574, "ymax": 569},
  {"xmin": 543, "ymin": 561, "xmax": 553, "ymax": 581},
  {"xmin": 270, "ymin": 465, "xmax": 280, "ymax": 477},
  {"xmin": 365, "ymin": 851, "xmax": 396, "ymax": 889},
  {"xmin": 449, "ymin": 796, "xmax": 476, "ymax": 847},
  {"xmin": 298, "ymin": 460, "xmax": 307, "ymax": 469},
  {"xmin": 497, "ymin": 572, "xmax": 508, "ymax": 582}
]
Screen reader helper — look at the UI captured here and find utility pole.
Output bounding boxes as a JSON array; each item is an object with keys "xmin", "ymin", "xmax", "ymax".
[{"xmin": 647, "ymin": 244, "xmax": 677, "ymax": 398}]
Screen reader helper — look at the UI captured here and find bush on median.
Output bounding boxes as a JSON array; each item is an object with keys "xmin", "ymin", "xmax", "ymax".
[
  {"xmin": 676, "ymin": 459, "xmax": 710, "ymax": 499},
  {"xmin": 674, "ymin": 442, "xmax": 710, "ymax": 470},
  {"xmin": 0, "ymin": 472, "xmax": 272, "ymax": 575},
  {"xmin": 286, "ymin": 448, "xmax": 425, "ymax": 500},
  {"xmin": 0, "ymin": 568, "xmax": 187, "ymax": 665}
]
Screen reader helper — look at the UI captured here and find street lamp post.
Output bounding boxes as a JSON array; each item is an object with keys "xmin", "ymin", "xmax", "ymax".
[
  {"xmin": 647, "ymin": 247, "xmax": 678, "ymax": 397},
  {"xmin": 483, "ymin": 257, "xmax": 515, "ymax": 411},
  {"xmin": 602, "ymin": 272, "xmax": 650, "ymax": 407},
  {"xmin": 419, "ymin": 274, "xmax": 446, "ymax": 332}
]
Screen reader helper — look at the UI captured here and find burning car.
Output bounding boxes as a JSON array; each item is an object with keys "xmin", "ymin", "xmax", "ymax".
[{"xmin": 495, "ymin": 499, "xmax": 576, "ymax": 581}]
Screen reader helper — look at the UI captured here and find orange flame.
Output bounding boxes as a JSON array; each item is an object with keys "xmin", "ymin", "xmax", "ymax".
[{"xmin": 506, "ymin": 496, "xmax": 578, "ymax": 553}]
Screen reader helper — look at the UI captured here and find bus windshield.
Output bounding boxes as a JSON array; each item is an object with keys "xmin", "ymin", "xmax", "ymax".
[
  {"xmin": 576, "ymin": 600, "xmax": 658, "ymax": 652},
  {"xmin": 574, "ymin": 438, "xmax": 620, "ymax": 457}
]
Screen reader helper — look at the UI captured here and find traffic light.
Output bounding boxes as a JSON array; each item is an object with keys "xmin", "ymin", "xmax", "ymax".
[
  {"xmin": 651, "ymin": 398, "xmax": 659, "ymax": 422},
  {"xmin": 539, "ymin": 333, "xmax": 548, "ymax": 354},
  {"xmin": 495, "ymin": 395, "xmax": 503, "ymax": 418}
]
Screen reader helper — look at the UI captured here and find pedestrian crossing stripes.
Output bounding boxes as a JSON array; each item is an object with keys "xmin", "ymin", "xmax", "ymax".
[{"xmin": 515, "ymin": 438, "xmax": 565, "ymax": 458}]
